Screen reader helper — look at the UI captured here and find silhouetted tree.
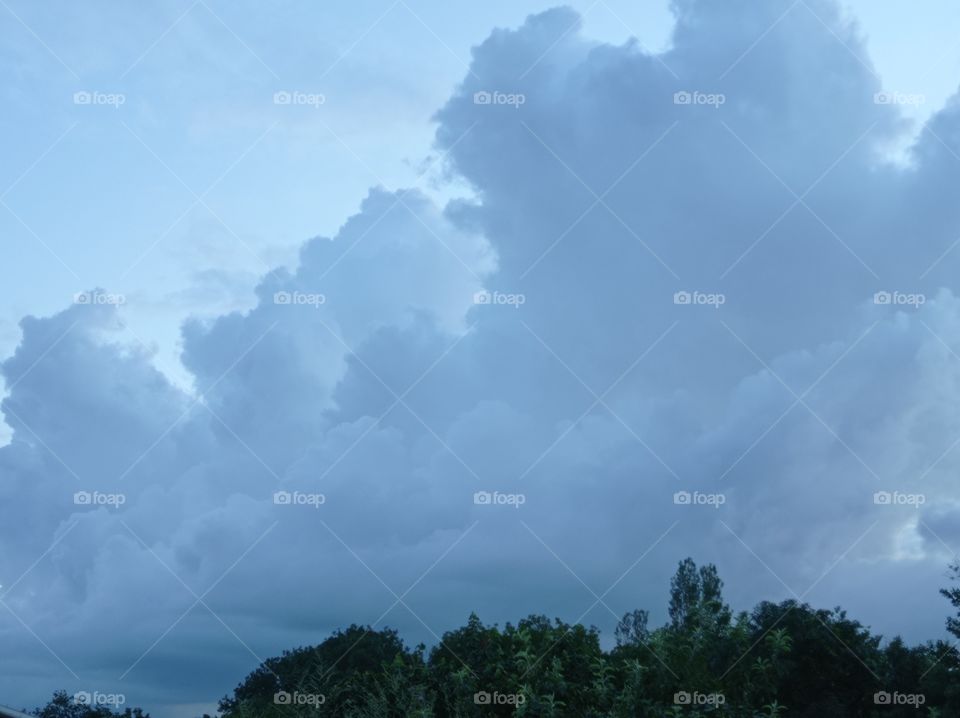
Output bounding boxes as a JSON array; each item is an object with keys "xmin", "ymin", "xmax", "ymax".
[{"xmin": 36, "ymin": 557, "xmax": 960, "ymax": 717}]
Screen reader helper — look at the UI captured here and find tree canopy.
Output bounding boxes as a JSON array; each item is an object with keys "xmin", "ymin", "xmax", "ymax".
[{"xmin": 30, "ymin": 558, "xmax": 960, "ymax": 717}]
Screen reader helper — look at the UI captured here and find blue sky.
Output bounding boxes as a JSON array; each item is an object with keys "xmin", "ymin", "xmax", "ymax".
[{"xmin": 4, "ymin": 1, "xmax": 960, "ymax": 716}]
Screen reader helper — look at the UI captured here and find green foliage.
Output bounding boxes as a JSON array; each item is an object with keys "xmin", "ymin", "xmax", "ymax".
[
  {"xmin": 215, "ymin": 624, "xmax": 426, "ymax": 717},
  {"xmin": 32, "ymin": 691, "xmax": 149, "ymax": 718},
  {"xmin": 34, "ymin": 558, "xmax": 960, "ymax": 717},
  {"xmin": 941, "ymin": 560, "xmax": 960, "ymax": 641}
]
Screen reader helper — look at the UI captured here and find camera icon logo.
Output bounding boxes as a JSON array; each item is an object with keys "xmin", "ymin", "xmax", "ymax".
[
  {"xmin": 474, "ymin": 491, "xmax": 492, "ymax": 505},
  {"xmin": 673, "ymin": 91, "xmax": 692, "ymax": 105},
  {"xmin": 873, "ymin": 291, "xmax": 892, "ymax": 305},
  {"xmin": 874, "ymin": 491, "xmax": 892, "ymax": 505},
  {"xmin": 874, "ymin": 691, "xmax": 891, "ymax": 705},
  {"xmin": 74, "ymin": 491, "xmax": 92, "ymax": 505},
  {"xmin": 673, "ymin": 491, "xmax": 691, "ymax": 505},
  {"xmin": 274, "ymin": 691, "xmax": 292, "ymax": 705},
  {"xmin": 674, "ymin": 691, "xmax": 692, "ymax": 705},
  {"xmin": 74, "ymin": 691, "xmax": 92, "ymax": 705},
  {"xmin": 473, "ymin": 91, "xmax": 492, "ymax": 105},
  {"xmin": 673, "ymin": 291, "xmax": 691, "ymax": 305},
  {"xmin": 273, "ymin": 91, "xmax": 291, "ymax": 105},
  {"xmin": 474, "ymin": 691, "xmax": 491, "ymax": 705},
  {"xmin": 274, "ymin": 491, "xmax": 292, "ymax": 505},
  {"xmin": 274, "ymin": 291, "xmax": 291, "ymax": 305}
]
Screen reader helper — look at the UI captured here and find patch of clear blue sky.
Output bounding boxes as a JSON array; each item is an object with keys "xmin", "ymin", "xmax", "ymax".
[{"xmin": 1, "ymin": 0, "xmax": 958, "ymax": 417}]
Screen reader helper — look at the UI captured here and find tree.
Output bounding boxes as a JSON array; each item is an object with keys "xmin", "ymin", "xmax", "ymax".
[
  {"xmin": 33, "ymin": 557, "xmax": 960, "ymax": 717},
  {"xmin": 744, "ymin": 600, "xmax": 882, "ymax": 717},
  {"xmin": 667, "ymin": 559, "xmax": 732, "ymax": 635},
  {"xmin": 218, "ymin": 625, "xmax": 424, "ymax": 717},
  {"xmin": 33, "ymin": 691, "xmax": 149, "ymax": 718},
  {"xmin": 668, "ymin": 558, "xmax": 701, "ymax": 633},
  {"xmin": 614, "ymin": 609, "xmax": 650, "ymax": 648},
  {"xmin": 941, "ymin": 560, "xmax": 960, "ymax": 640}
]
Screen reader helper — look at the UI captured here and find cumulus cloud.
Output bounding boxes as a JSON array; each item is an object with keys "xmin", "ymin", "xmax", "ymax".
[{"xmin": 5, "ymin": 0, "xmax": 960, "ymax": 714}]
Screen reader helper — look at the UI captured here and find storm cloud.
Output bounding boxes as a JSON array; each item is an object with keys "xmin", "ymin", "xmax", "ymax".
[{"xmin": 4, "ymin": 0, "xmax": 960, "ymax": 714}]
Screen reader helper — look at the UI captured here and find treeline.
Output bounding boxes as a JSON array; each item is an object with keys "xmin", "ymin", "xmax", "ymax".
[{"xmin": 31, "ymin": 558, "xmax": 960, "ymax": 717}]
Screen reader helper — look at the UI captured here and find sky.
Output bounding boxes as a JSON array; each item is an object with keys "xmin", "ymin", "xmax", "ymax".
[{"xmin": 3, "ymin": 0, "xmax": 960, "ymax": 715}]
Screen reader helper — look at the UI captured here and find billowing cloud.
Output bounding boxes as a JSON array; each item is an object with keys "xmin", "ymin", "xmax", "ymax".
[{"xmin": 4, "ymin": 0, "xmax": 960, "ymax": 715}]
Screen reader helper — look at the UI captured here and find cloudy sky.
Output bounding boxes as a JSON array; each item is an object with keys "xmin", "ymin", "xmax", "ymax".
[{"xmin": 4, "ymin": 0, "xmax": 960, "ymax": 715}]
